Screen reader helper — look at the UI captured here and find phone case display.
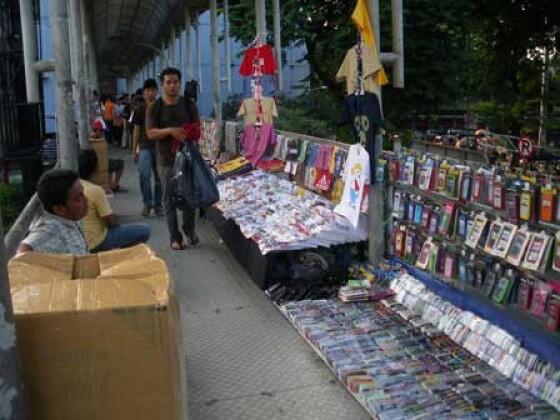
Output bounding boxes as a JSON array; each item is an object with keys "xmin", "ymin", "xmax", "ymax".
[
  {"xmin": 554, "ymin": 231, "xmax": 560, "ymax": 272},
  {"xmin": 416, "ymin": 239, "xmax": 434, "ymax": 270},
  {"xmin": 546, "ymin": 295, "xmax": 560, "ymax": 331},
  {"xmin": 506, "ymin": 228, "xmax": 532, "ymax": 266},
  {"xmin": 465, "ymin": 213, "xmax": 488, "ymax": 249},
  {"xmin": 530, "ymin": 282, "xmax": 551, "ymax": 318},
  {"xmin": 492, "ymin": 222, "xmax": 518, "ymax": 258},
  {"xmin": 521, "ymin": 231, "xmax": 552, "ymax": 272},
  {"xmin": 517, "ymin": 278, "xmax": 534, "ymax": 310},
  {"xmin": 484, "ymin": 219, "xmax": 503, "ymax": 254},
  {"xmin": 540, "ymin": 186, "xmax": 557, "ymax": 223}
]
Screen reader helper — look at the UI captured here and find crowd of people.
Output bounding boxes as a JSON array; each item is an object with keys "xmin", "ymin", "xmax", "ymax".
[{"xmin": 17, "ymin": 67, "xmax": 202, "ymax": 256}]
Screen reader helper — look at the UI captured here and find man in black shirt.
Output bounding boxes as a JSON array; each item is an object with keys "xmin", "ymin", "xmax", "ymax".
[
  {"xmin": 146, "ymin": 67, "xmax": 200, "ymax": 250},
  {"xmin": 132, "ymin": 79, "xmax": 162, "ymax": 217}
]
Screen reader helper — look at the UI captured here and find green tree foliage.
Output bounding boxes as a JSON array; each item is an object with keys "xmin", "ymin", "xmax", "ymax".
[{"xmin": 227, "ymin": 0, "xmax": 559, "ymax": 137}]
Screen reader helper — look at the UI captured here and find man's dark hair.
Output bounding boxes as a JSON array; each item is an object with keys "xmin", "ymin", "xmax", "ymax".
[
  {"xmin": 160, "ymin": 67, "xmax": 181, "ymax": 82},
  {"xmin": 143, "ymin": 78, "xmax": 158, "ymax": 90},
  {"xmin": 135, "ymin": 88, "xmax": 143, "ymax": 96},
  {"xmin": 37, "ymin": 169, "xmax": 80, "ymax": 214},
  {"xmin": 78, "ymin": 149, "xmax": 98, "ymax": 180}
]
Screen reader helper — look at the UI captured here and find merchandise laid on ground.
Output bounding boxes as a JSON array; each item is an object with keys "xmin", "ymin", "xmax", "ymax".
[
  {"xmin": 215, "ymin": 170, "xmax": 368, "ymax": 255},
  {"xmin": 278, "ymin": 267, "xmax": 560, "ymax": 419}
]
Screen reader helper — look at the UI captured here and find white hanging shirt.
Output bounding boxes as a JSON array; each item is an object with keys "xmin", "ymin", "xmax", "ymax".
[{"xmin": 334, "ymin": 143, "xmax": 370, "ymax": 228}]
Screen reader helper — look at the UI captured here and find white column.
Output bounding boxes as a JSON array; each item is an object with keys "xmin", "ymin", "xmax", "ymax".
[
  {"xmin": 273, "ymin": 0, "xmax": 282, "ymax": 91},
  {"xmin": 194, "ymin": 13, "xmax": 202, "ymax": 90},
  {"xmin": 178, "ymin": 25, "xmax": 183, "ymax": 76},
  {"xmin": 18, "ymin": 0, "xmax": 39, "ymax": 102},
  {"xmin": 224, "ymin": 0, "xmax": 232, "ymax": 93},
  {"xmin": 256, "ymin": 0, "xmax": 266, "ymax": 37},
  {"xmin": 49, "ymin": 0, "xmax": 78, "ymax": 170},
  {"xmin": 170, "ymin": 28, "xmax": 176, "ymax": 67},
  {"xmin": 210, "ymin": 0, "xmax": 222, "ymax": 129},
  {"xmin": 368, "ymin": 0, "xmax": 383, "ymax": 263},
  {"xmin": 185, "ymin": 7, "xmax": 193, "ymax": 80},
  {"xmin": 391, "ymin": 0, "xmax": 404, "ymax": 88},
  {"xmin": 68, "ymin": 0, "xmax": 89, "ymax": 149}
]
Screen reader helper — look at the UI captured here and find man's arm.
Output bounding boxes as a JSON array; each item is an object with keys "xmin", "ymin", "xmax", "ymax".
[
  {"xmin": 145, "ymin": 102, "xmax": 187, "ymax": 142},
  {"xmin": 102, "ymin": 214, "xmax": 119, "ymax": 227},
  {"xmin": 16, "ymin": 243, "xmax": 33, "ymax": 255},
  {"xmin": 132, "ymin": 125, "xmax": 140, "ymax": 161}
]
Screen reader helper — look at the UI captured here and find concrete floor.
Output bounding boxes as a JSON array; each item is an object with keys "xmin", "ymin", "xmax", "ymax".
[{"xmin": 110, "ymin": 150, "xmax": 370, "ymax": 420}]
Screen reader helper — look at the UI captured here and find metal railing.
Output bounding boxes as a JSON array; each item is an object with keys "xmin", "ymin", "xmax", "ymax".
[{"xmin": 0, "ymin": 102, "xmax": 43, "ymax": 160}]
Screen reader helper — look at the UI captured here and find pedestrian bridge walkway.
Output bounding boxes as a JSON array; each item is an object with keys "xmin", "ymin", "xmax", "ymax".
[{"xmin": 110, "ymin": 150, "xmax": 369, "ymax": 420}]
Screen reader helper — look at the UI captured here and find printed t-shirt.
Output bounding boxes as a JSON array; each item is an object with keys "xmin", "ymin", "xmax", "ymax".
[
  {"xmin": 340, "ymin": 92, "xmax": 383, "ymax": 179},
  {"xmin": 239, "ymin": 44, "xmax": 277, "ymax": 76},
  {"xmin": 242, "ymin": 75, "xmax": 277, "ymax": 99},
  {"xmin": 237, "ymin": 97, "xmax": 278, "ymax": 126},
  {"xmin": 81, "ymin": 179, "xmax": 113, "ymax": 249},
  {"xmin": 334, "ymin": 143, "xmax": 370, "ymax": 228},
  {"xmin": 336, "ymin": 43, "xmax": 386, "ymax": 97},
  {"xmin": 241, "ymin": 124, "xmax": 275, "ymax": 165}
]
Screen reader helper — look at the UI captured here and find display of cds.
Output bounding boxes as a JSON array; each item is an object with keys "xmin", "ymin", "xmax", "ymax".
[
  {"xmin": 216, "ymin": 170, "xmax": 367, "ymax": 254},
  {"xmin": 281, "ymin": 296, "xmax": 559, "ymax": 418}
]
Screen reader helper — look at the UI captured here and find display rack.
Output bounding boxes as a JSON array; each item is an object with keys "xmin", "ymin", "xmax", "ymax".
[{"xmin": 384, "ymin": 146, "xmax": 560, "ymax": 365}]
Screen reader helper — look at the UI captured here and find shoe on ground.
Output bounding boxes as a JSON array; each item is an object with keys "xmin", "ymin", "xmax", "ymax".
[
  {"xmin": 186, "ymin": 233, "xmax": 199, "ymax": 247},
  {"xmin": 141, "ymin": 206, "xmax": 151, "ymax": 217},
  {"xmin": 154, "ymin": 206, "xmax": 164, "ymax": 217}
]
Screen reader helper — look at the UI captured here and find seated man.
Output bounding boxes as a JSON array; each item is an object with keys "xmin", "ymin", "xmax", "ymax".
[
  {"xmin": 79, "ymin": 149, "xmax": 150, "ymax": 252},
  {"xmin": 89, "ymin": 120, "xmax": 127, "ymax": 193},
  {"xmin": 17, "ymin": 169, "xmax": 89, "ymax": 255}
]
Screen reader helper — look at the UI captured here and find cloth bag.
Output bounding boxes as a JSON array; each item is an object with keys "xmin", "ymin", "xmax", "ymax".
[{"xmin": 171, "ymin": 141, "xmax": 220, "ymax": 208}]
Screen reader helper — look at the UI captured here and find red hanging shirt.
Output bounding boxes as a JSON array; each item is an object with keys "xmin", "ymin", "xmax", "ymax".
[{"xmin": 239, "ymin": 44, "xmax": 278, "ymax": 76}]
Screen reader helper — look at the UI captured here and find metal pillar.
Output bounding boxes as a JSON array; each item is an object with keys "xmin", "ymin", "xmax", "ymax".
[
  {"xmin": 152, "ymin": 57, "xmax": 156, "ymax": 79},
  {"xmin": 18, "ymin": 0, "xmax": 39, "ymax": 102},
  {"xmin": 79, "ymin": 0, "xmax": 92, "ymax": 111},
  {"xmin": 255, "ymin": 0, "xmax": 266, "ymax": 37},
  {"xmin": 368, "ymin": 0, "xmax": 384, "ymax": 263},
  {"xmin": 49, "ymin": 0, "xmax": 78, "ymax": 170},
  {"xmin": 391, "ymin": 0, "xmax": 404, "ymax": 88},
  {"xmin": 194, "ymin": 13, "xmax": 202, "ymax": 90},
  {"xmin": 210, "ymin": 0, "xmax": 222, "ymax": 134},
  {"xmin": 170, "ymin": 28, "xmax": 176, "ymax": 67},
  {"xmin": 0, "ymin": 217, "xmax": 26, "ymax": 420},
  {"xmin": 224, "ymin": 0, "xmax": 232, "ymax": 93},
  {"xmin": 272, "ymin": 0, "xmax": 282, "ymax": 91},
  {"xmin": 159, "ymin": 40, "xmax": 165, "ymax": 70},
  {"xmin": 178, "ymin": 25, "xmax": 183, "ymax": 76},
  {"xmin": 68, "ymin": 0, "xmax": 89, "ymax": 150},
  {"xmin": 185, "ymin": 7, "xmax": 193, "ymax": 80}
]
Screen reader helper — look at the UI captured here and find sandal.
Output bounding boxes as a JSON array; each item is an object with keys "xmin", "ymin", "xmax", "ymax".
[
  {"xmin": 112, "ymin": 185, "xmax": 129, "ymax": 193},
  {"xmin": 170, "ymin": 241, "xmax": 185, "ymax": 251},
  {"xmin": 186, "ymin": 233, "xmax": 199, "ymax": 247}
]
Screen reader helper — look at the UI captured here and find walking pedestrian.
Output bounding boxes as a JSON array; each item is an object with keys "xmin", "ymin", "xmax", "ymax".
[
  {"xmin": 132, "ymin": 79, "xmax": 163, "ymax": 217},
  {"xmin": 146, "ymin": 67, "xmax": 200, "ymax": 250}
]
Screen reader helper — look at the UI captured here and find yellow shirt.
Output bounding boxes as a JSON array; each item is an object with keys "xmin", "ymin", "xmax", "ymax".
[
  {"xmin": 237, "ymin": 97, "xmax": 278, "ymax": 126},
  {"xmin": 81, "ymin": 179, "xmax": 112, "ymax": 249},
  {"xmin": 336, "ymin": 43, "xmax": 386, "ymax": 97},
  {"xmin": 88, "ymin": 137, "xmax": 110, "ymax": 190}
]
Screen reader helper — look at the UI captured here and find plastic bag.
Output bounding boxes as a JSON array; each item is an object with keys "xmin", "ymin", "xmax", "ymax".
[{"xmin": 171, "ymin": 142, "xmax": 220, "ymax": 208}]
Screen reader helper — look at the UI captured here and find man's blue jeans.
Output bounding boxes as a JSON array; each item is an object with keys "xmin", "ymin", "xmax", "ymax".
[
  {"xmin": 91, "ymin": 223, "xmax": 151, "ymax": 252},
  {"xmin": 138, "ymin": 148, "xmax": 162, "ymax": 209}
]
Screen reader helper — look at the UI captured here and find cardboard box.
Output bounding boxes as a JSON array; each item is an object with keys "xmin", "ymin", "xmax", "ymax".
[{"xmin": 8, "ymin": 245, "xmax": 186, "ymax": 420}]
